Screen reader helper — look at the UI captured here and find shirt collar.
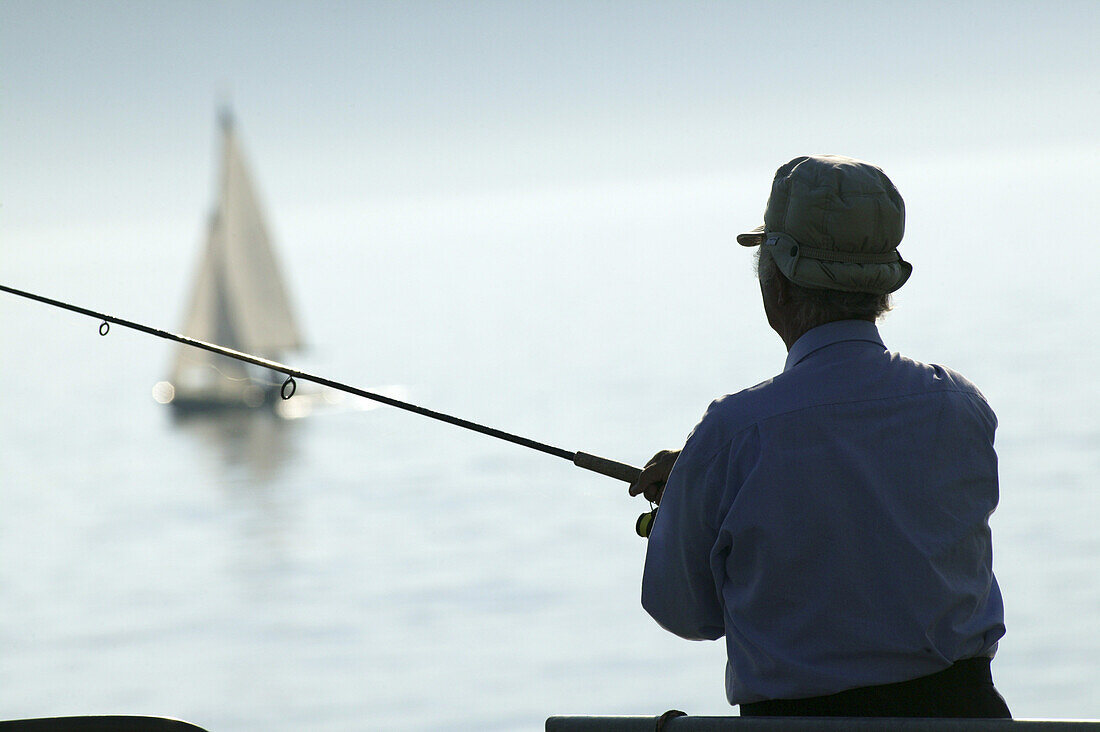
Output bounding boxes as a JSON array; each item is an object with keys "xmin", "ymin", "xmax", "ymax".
[{"xmin": 784, "ymin": 320, "xmax": 887, "ymax": 372}]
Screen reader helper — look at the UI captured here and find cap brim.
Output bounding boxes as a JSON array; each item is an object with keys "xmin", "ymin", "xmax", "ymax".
[{"xmin": 737, "ymin": 224, "xmax": 766, "ymax": 247}]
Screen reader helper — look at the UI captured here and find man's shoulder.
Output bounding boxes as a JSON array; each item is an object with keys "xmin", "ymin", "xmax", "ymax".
[
  {"xmin": 885, "ymin": 351, "xmax": 991, "ymax": 403},
  {"xmin": 706, "ymin": 378, "xmax": 783, "ymax": 426},
  {"xmin": 680, "ymin": 378, "xmax": 784, "ymax": 461},
  {"xmin": 684, "ymin": 350, "xmax": 993, "ymax": 459}
]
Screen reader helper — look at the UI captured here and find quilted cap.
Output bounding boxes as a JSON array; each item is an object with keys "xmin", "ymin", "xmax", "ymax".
[{"xmin": 737, "ymin": 155, "xmax": 911, "ymax": 294}]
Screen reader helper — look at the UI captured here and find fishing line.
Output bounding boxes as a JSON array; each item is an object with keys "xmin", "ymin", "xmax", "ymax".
[{"xmin": 1, "ymin": 283, "xmax": 646, "ymax": 496}]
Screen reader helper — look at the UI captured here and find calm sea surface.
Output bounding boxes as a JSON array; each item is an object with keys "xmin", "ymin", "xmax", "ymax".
[{"xmin": 1, "ymin": 150, "xmax": 1097, "ymax": 730}]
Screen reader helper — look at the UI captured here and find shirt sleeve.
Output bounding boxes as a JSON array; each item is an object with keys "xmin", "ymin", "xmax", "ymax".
[{"xmin": 641, "ymin": 426, "xmax": 752, "ymax": 641}]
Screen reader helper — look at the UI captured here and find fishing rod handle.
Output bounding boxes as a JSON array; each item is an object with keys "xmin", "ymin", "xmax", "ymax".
[{"xmin": 573, "ymin": 451, "xmax": 643, "ymax": 484}]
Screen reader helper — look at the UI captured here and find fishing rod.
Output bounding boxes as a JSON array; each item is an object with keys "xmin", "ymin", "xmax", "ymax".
[{"xmin": 1, "ymin": 283, "xmax": 660, "ymax": 534}]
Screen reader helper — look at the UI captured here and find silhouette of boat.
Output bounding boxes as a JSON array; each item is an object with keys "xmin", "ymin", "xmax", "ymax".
[{"xmin": 155, "ymin": 110, "xmax": 302, "ymax": 413}]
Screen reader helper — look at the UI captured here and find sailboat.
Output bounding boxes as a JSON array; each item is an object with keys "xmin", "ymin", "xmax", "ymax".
[{"xmin": 155, "ymin": 110, "xmax": 302, "ymax": 413}]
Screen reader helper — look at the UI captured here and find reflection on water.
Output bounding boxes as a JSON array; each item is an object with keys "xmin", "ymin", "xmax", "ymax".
[
  {"xmin": 168, "ymin": 407, "xmax": 302, "ymax": 575},
  {"xmin": 171, "ymin": 408, "xmax": 296, "ymax": 483},
  {"xmin": 161, "ymin": 382, "xmax": 409, "ymax": 483}
]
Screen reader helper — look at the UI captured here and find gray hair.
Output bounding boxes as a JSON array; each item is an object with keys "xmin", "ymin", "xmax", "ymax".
[{"xmin": 755, "ymin": 248, "xmax": 892, "ymax": 332}]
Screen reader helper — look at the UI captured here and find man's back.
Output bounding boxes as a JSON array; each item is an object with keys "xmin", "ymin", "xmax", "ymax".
[{"xmin": 642, "ymin": 320, "xmax": 1006, "ymax": 705}]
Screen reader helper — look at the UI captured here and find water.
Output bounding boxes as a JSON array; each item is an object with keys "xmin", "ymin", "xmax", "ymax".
[{"xmin": 1, "ymin": 149, "xmax": 1098, "ymax": 730}]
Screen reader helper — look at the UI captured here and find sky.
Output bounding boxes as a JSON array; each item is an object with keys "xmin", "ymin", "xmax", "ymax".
[{"xmin": 2, "ymin": 0, "xmax": 1097, "ymax": 239}]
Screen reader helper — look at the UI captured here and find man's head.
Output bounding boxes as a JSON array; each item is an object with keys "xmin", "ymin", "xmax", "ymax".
[{"xmin": 739, "ymin": 155, "xmax": 909, "ymax": 347}]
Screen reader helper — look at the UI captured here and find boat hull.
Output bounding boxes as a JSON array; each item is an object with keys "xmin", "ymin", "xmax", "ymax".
[{"xmin": 162, "ymin": 382, "xmax": 280, "ymax": 415}]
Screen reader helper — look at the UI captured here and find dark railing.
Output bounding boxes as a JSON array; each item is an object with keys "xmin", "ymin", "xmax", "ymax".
[
  {"xmin": 0, "ymin": 718, "xmax": 209, "ymax": 732},
  {"xmin": 547, "ymin": 716, "xmax": 1100, "ymax": 732}
]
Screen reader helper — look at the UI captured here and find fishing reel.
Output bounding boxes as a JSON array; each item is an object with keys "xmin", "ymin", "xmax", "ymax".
[
  {"xmin": 627, "ymin": 452, "xmax": 675, "ymax": 539},
  {"xmin": 636, "ymin": 505, "xmax": 658, "ymax": 538}
]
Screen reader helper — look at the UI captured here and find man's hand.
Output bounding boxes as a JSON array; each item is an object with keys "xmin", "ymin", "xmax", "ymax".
[{"xmin": 628, "ymin": 449, "xmax": 680, "ymax": 505}]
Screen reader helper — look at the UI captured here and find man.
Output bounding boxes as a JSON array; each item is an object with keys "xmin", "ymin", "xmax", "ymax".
[{"xmin": 630, "ymin": 155, "xmax": 1010, "ymax": 718}]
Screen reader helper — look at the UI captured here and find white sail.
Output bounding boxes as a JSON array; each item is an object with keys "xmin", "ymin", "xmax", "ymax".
[
  {"xmin": 216, "ymin": 117, "xmax": 301, "ymax": 353},
  {"xmin": 164, "ymin": 111, "xmax": 302, "ymax": 409}
]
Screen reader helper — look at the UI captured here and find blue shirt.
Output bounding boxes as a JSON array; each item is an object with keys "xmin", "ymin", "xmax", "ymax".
[{"xmin": 641, "ymin": 320, "xmax": 1005, "ymax": 705}]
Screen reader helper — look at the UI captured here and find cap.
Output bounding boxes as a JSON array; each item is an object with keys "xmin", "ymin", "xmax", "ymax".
[{"xmin": 738, "ymin": 155, "xmax": 911, "ymax": 294}]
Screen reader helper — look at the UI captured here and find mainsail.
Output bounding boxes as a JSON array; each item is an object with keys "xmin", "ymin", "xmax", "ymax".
[{"xmin": 163, "ymin": 111, "xmax": 302, "ymax": 409}]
